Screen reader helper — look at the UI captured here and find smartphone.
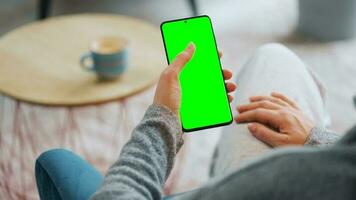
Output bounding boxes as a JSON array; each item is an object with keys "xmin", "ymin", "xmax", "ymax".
[{"xmin": 160, "ymin": 15, "xmax": 233, "ymax": 132}]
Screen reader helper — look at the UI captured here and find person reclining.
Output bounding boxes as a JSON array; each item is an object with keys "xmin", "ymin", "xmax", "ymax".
[{"xmin": 36, "ymin": 43, "xmax": 355, "ymax": 200}]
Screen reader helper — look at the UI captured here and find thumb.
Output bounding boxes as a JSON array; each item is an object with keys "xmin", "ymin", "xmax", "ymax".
[{"xmin": 171, "ymin": 42, "xmax": 195, "ymax": 72}]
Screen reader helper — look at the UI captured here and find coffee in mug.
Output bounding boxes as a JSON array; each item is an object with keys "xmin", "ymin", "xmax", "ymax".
[{"xmin": 80, "ymin": 36, "xmax": 128, "ymax": 80}]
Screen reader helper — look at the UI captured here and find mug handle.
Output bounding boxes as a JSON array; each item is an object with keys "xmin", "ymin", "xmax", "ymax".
[{"xmin": 80, "ymin": 53, "xmax": 94, "ymax": 71}]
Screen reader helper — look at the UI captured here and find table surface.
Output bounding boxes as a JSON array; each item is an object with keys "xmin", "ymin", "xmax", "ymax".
[
  {"xmin": 0, "ymin": 14, "xmax": 166, "ymax": 105},
  {"xmin": 0, "ymin": 14, "xmax": 191, "ymax": 199}
]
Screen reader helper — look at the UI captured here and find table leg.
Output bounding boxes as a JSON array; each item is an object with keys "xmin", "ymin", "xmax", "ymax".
[
  {"xmin": 38, "ymin": 0, "xmax": 52, "ymax": 20},
  {"xmin": 188, "ymin": 0, "xmax": 198, "ymax": 16}
]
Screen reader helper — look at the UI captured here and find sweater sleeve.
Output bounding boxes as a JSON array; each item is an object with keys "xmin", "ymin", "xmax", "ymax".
[
  {"xmin": 91, "ymin": 104, "xmax": 183, "ymax": 200},
  {"xmin": 304, "ymin": 127, "xmax": 340, "ymax": 147}
]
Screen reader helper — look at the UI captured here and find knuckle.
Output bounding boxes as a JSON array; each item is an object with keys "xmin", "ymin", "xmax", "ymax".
[
  {"xmin": 161, "ymin": 69, "xmax": 170, "ymax": 78},
  {"xmin": 260, "ymin": 100, "xmax": 269, "ymax": 107},
  {"xmin": 255, "ymin": 108, "xmax": 264, "ymax": 118},
  {"xmin": 162, "ymin": 68, "xmax": 176, "ymax": 81},
  {"xmin": 162, "ymin": 68, "xmax": 170, "ymax": 76},
  {"xmin": 277, "ymin": 109, "xmax": 284, "ymax": 115},
  {"xmin": 279, "ymin": 135, "xmax": 289, "ymax": 143},
  {"xmin": 177, "ymin": 52, "xmax": 189, "ymax": 62},
  {"xmin": 278, "ymin": 109, "xmax": 289, "ymax": 117},
  {"xmin": 272, "ymin": 99, "xmax": 279, "ymax": 104},
  {"xmin": 254, "ymin": 125, "xmax": 260, "ymax": 133},
  {"xmin": 277, "ymin": 99, "xmax": 284, "ymax": 104}
]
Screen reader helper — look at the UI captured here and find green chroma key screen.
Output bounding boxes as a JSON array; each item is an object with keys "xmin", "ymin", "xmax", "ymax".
[{"xmin": 160, "ymin": 15, "xmax": 233, "ymax": 132}]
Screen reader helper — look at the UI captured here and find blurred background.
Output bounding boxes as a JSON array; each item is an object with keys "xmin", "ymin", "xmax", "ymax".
[
  {"xmin": 2, "ymin": 0, "xmax": 354, "ymax": 132},
  {"xmin": 1, "ymin": 0, "xmax": 356, "ymax": 199}
]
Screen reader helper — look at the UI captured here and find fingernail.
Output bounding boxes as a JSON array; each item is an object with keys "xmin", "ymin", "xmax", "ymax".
[
  {"xmin": 186, "ymin": 42, "xmax": 195, "ymax": 51},
  {"xmin": 229, "ymin": 96, "xmax": 233, "ymax": 102},
  {"xmin": 248, "ymin": 124, "xmax": 256, "ymax": 132}
]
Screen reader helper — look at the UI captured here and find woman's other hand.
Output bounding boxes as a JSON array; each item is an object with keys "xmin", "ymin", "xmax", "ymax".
[
  {"xmin": 154, "ymin": 43, "xmax": 236, "ymax": 116},
  {"xmin": 235, "ymin": 92, "xmax": 315, "ymax": 147}
]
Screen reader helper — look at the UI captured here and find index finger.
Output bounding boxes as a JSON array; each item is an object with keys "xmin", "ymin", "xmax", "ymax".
[
  {"xmin": 271, "ymin": 92, "xmax": 299, "ymax": 109},
  {"xmin": 249, "ymin": 95, "xmax": 288, "ymax": 107}
]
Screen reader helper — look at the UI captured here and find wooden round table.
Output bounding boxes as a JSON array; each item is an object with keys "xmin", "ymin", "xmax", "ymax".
[
  {"xmin": 0, "ymin": 14, "xmax": 165, "ymax": 105},
  {"xmin": 0, "ymin": 14, "xmax": 189, "ymax": 199}
]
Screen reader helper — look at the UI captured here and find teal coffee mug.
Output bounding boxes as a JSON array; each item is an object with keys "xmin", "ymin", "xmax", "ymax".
[{"xmin": 80, "ymin": 37, "xmax": 128, "ymax": 80}]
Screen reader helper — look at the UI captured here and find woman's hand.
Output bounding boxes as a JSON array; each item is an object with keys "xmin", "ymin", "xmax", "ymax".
[
  {"xmin": 154, "ymin": 43, "xmax": 236, "ymax": 116},
  {"xmin": 235, "ymin": 92, "xmax": 315, "ymax": 147}
]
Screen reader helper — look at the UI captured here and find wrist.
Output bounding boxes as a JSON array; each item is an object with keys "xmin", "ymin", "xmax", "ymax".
[
  {"xmin": 152, "ymin": 103, "xmax": 179, "ymax": 118},
  {"xmin": 150, "ymin": 104, "xmax": 183, "ymax": 148},
  {"xmin": 304, "ymin": 126, "xmax": 332, "ymax": 147}
]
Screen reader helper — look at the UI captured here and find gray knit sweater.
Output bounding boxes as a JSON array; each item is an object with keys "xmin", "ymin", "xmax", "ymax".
[{"xmin": 91, "ymin": 104, "xmax": 350, "ymax": 200}]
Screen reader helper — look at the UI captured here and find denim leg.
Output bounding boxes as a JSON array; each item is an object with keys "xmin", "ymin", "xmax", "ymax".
[{"xmin": 35, "ymin": 149, "xmax": 104, "ymax": 200}]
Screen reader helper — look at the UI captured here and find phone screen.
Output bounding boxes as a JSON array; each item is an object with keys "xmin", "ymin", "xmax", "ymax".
[{"xmin": 160, "ymin": 15, "xmax": 232, "ymax": 132}]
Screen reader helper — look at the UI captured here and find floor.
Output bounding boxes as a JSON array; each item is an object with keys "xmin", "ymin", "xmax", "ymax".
[{"xmin": 1, "ymin": 0, "xmax": 356, "ymax": 198}]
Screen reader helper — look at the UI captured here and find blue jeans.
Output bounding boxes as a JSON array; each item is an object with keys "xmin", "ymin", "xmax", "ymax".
[{"xmin": 35, "ymin": 149, "xmax": 179, "ymax": 200}]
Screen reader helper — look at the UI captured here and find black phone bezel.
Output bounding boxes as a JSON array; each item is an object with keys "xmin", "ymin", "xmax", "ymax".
[{"xmin": 160, "ymin": 15, "xmax": 233, "ymax": 132}]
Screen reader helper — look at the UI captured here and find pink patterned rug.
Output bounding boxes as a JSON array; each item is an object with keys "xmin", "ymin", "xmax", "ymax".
[{"xmin": 0, "ymin": 87, "xmax": 213, "ymax": 199}]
